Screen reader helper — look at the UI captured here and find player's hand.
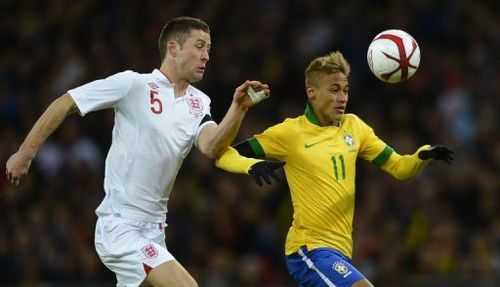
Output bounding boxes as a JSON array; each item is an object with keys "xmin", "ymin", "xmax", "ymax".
[
  {"xmin": 248, "ymin": 160, "xmax": 285, "ymax": 186},
  {"xmin": 418, "ymin": 145, "xmax": 454, "ymax": 164},
  {"xmin": 6, "ymin": 151, "xmax": 33, "ymax": 185},
  {"xmin": 233, "ymin": 80, "xmax": 270, "ymax": 109}
]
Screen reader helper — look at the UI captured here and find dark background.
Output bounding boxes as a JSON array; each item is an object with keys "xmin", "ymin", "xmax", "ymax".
[{"xmin": 1, "ymin": 0, "xmax": 499, "ymax": 286}]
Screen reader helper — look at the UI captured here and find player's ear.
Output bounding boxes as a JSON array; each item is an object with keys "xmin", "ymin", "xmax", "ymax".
[
  {"xmin": 306, "ymin": 84, "xmax": 316, "ymax": 101},
  {"xmin": 167, "ymin": 40, "xmax": 177, "ymax": 57}
]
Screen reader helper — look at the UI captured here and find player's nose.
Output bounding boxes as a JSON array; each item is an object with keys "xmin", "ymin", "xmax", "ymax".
[
  {"xmin": 201, "ymin": 49, "xmax": 209, "ymax": 62},
  {"xmin": 338, "ymin": 91, "xmax": 348, "ymax": 102}
]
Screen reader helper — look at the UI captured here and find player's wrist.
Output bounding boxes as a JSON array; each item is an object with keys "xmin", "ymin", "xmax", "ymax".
[
  {"xmin": 230, "ymin": 101, "xmax": 249, "ymax": 113},
  {"xmin": 18, "ymin": 144, "xmax": 38, "ymax": 160},
  {"xmin": 416, "ymin": 145, "xmax": 432, "ymax": 160}
]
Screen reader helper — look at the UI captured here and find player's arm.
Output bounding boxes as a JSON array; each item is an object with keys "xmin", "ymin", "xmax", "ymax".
[
  {"xmin": 196, "ymin": 80, "xmax": 269, "ymax": 159},
  {"xmin": 216, "ymin": 145, "xmax": 285, "ymax": 186},
  {"xmin": 357, "ymin": 114, "xmax": 453, "ymax": 180},
  {"xmin": 6, "ymin": 93, "xmax": 79, "ymax": 185},
  {"xmin": 215, "ymin": 138, "xmax": 265, "ymax": 173},
  {"xmin": 217, "ymin": 123, "xmax": 288, "ymax": 185},
  {"xmin": 379, "ymin": 145, "xmax": 454, "ymax": 180},
  {"xmin": 215, "ymin": 146, "xmax": 262, "ymax": 174}
]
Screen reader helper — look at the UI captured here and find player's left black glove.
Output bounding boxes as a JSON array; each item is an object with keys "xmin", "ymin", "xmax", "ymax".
[
  {"xmin": 418, "ymin": 144, "xmax": 454, "ymax": 164},
  {"xmin": 248, "ymin": 160, "xmax": 285, "ymax": 186}
]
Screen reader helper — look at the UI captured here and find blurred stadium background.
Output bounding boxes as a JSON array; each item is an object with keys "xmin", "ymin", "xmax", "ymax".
[{"xmin": 1, "ymin": 0, "xmax": 499, "ymax": 286}]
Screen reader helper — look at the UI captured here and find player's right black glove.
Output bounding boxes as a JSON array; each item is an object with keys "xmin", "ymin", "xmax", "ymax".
[
  {"xmin": 418, "ymin": 144, "xmax": 454, "ymax": 164},
  {"xmin": 248, "ymin": 160, "xmax": 285, "ymax": 186}
]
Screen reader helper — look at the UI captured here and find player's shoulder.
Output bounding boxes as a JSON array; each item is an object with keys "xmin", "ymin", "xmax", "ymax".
[
  {"xmin": 117, "ymin": 69, "xmax": 141, "ymax": 78},
  {"xmin": 281, "ymin": 115, "xmax": 303, "ymax": 127},
  {"xmin": 343, "ymin": 113, "xmax": 361, "ymax": 121},
  {"xmin": 259, "ymin": 116, "xmax": 298, "ymax": 135},
  {"xmin": 342, "ymin": 113, "xmax": 367, "ymax": 126},
  {"xmin": 271, "ymin": 116, "xmax": 302, "ymax": 133},
  {"xmin": 103, "ymin": 70, "xmax": 146, "ymax": 87},
  {"xmin": 129, "ymin": 69, "xmax": 170, "ymax": 82},
  {"xmin": 341, "ymin": 113, "xmax": 376, "ymax": 137},
  {"xmin": 101, "ymin": 70, "xmax": 139, "ymax": 81},
  {"xmin": 284, "ymin": 116, "xmax": 301, "ymax": 124}
]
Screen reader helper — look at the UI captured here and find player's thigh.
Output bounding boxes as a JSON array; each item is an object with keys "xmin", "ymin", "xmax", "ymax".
[
  {"xmin": 95, "ymin": 216, "xmax": 177, "ymax": 286},
  {"xmin": 146, "ymin": 259, "xmax": 198, "ymax": 287}
]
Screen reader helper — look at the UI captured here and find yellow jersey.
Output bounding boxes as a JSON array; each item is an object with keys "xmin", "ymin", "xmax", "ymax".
[{"xmin": 248, "ymin": 105, "xmax": 394, "ymax": 257}]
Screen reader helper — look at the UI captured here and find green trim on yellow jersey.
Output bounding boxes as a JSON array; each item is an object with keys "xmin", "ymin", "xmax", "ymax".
[
  {"xmin": 304, "ymin": 103, "xmax": 321, "ymax": 126},
  {"xmin": 371, "ymin": 145, "xmax": 394, "ymax": 166},
  {"xmin": 248, "ymin": 137, "xmax": 265, "ymax": 159}
]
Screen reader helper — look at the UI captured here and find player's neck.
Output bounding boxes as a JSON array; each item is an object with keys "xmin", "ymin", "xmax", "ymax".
[
  {"xmin": 159, "ymin": 65, "xmax": 189, "ymax": 98},
  {"xmin": 318, "ymin": 114, "xmax": 342, "ymax": 127},
  {"xmin": 312, "ymin": 109, "xmax": 339, "ymax": 127}
]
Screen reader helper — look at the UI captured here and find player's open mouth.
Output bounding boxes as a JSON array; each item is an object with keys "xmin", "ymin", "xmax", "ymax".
[{"xmin": 335, "ymin": 107, "xmax": 345, "ymax": 113}]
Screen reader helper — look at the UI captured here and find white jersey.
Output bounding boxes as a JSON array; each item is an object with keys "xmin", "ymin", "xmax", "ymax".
[{"xmin": 68, "ymin": 69, "xmax": 216, "ymax": 223}]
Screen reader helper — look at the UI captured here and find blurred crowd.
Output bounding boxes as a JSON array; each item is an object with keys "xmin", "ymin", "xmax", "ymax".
[{"xmin": 1, "ymin": 0, "xmax": 499, "ymax": 286}]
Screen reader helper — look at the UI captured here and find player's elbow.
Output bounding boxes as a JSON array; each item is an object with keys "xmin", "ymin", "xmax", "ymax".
[
  {"xmin": 199, "ymin": 142, "xmax": 228, "ymax": 159},
  {"xmin": 390, "ymin": 166, "xmax": 422, "ymax": 180},
  {"xmin": 198, "ymin": 146, "xmax": 219, "ymax": 160},
  {"xmin": 382, "ymin": 154, "xmax": 423, "ymax": 181},
  {"xmin": 196, "ymin": 125, "xmax": 226, "ymax": 159}
]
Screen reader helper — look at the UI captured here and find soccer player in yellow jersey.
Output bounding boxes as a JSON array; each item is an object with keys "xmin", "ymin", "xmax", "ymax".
[{"xmin": 215, "ymin": 51, "xmax": 454, "ymax": 287}]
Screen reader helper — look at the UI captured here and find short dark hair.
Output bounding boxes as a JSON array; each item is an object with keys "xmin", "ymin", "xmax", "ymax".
[{"xmin": 158, "ymin": 17, "xmax": 210, "ymax": 61}]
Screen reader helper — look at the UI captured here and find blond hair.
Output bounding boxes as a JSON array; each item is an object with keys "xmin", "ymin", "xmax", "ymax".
[{"xmin": 305, "ymin": 51, "xmax": 351, "ymax": 87}]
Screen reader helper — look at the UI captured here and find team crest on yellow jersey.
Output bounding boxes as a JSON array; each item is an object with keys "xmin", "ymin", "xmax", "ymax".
[{"xmin": 343, "ymin": 134, "xmax": 355, "ymax": 147}]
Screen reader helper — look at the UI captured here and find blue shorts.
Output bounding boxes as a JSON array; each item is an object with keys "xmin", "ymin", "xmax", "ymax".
[{"xmin": 286, "ymin": 246, "xmax": 365, "ymax": 287}]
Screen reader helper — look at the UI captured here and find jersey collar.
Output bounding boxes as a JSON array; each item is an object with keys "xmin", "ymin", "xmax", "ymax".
[
  {"xmin": 304, "ymin": 103, "xmax": 321, "ymax": 126},
  {"xmin": 304, "ymin": 103, "xmax": 344, "ymax": 127},
  {"xmin": 153, "ymin": 69, "xmax": 174, "ymax": 87}
]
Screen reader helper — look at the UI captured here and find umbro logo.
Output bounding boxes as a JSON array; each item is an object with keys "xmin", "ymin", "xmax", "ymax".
[{"xmin": 148, "ymin": 82, "xmax": 159, "ymax": 89}]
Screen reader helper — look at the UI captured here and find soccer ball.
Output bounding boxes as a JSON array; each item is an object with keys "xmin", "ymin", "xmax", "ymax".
[{"xmin": 367, "ymin": 29, "xmax": 420, "ymax": 83}]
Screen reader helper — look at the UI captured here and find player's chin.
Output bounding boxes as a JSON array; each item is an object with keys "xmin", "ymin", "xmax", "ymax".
[
  {"xmin": 333, "ymin": 110, "xmax": 344, "ymax": 117},
  {"xmin": 190, "ymin": 73, "xmax": 204, "ymax": 83}
]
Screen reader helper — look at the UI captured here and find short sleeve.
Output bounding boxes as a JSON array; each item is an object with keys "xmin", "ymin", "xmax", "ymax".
[
  {"xmin": 68, "ymin": 70, "xmax": 135, "ymax": 116},
  {"xmin": 356, "ymin": 116, "xmax": 393, "ymax": 165},
  {"xmin": 194, "ymin": 113, "xmax": 217, "ymax": 148},
  {"xmin": 193, "ymin": 93, "xmax": 216, "ymax": 147},
  {"xmin": 253, "ymin": 120, "xmax": 292, "ymax": 160}
]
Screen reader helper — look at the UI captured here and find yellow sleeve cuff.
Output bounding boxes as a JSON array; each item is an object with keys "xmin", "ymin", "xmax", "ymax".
[{"xmin": 215, "ymin": 147, "xmax": 262, "ymax": 174}]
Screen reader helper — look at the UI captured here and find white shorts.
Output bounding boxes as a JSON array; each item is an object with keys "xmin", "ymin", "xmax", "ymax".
[{"xmin": 95, "ymin": 215, "xmax": 175, "ymax": 286}]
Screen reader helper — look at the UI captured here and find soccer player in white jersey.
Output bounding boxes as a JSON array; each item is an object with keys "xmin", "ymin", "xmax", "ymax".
[{"xmin": 6, "ymin": 17, "xmax": 272, "ymax": 286}]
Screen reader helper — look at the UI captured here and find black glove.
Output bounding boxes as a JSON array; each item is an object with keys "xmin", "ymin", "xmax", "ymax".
[
  {"xmin": 248, "ymin": 160, "xmax": 285, "ymax": 186},
  {"xmin": 418, "ymin": 145, "xmax": 454, "ymax": 164}
]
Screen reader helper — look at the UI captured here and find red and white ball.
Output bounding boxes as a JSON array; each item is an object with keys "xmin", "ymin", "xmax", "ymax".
[{"xmin": 367, "ymin": 29, "xmax": 420, "ymax": 83}]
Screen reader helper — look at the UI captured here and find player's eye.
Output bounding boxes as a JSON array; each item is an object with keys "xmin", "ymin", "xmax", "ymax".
[
  {"xmin": 196, "ymin": 43, "xmax": 210, "ymax": 54},
  {"xmin": 330, "ymin": 88, "xmax": 340, "ymax": 93}
]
